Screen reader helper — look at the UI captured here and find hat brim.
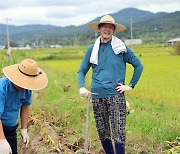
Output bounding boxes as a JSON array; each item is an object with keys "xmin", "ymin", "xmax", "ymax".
[
  {"xmin": 88, "ymin": 22, "xmax": 126, "ymax": 32},
  {"xmin": 3, "ymin": 64, "xmax": 48, "ymax": 90}
]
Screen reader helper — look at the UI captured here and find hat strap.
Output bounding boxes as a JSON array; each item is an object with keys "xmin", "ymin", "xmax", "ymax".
[{"xmin": 18, "ymin": 66, "xmax": 42, "ymax": 77}]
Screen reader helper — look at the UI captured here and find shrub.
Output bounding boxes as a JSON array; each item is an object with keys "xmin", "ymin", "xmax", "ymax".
[{"xmin": 173, "ymin": 42, "xmax": 180, "ymax": 55}]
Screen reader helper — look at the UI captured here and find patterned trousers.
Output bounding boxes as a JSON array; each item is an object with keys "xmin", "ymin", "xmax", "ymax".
[{"xmin": 92, "ymin": 93, "xmax": 126, "ymax": 143}]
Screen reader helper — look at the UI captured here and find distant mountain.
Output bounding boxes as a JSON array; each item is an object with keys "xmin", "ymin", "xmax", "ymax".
[
  {"xmin": 89, "ymin": 8, "xmax": 167, "ymax": 24},
  {"xmin": 131, "ymin": 11, "xmax": 180, "ymax": 40},
  {"xmin": 0, "ymin": 8, "xmax": 179, "ymax": 46},
  {"xmin": 134, "ymin": 11, "xmax": 180, "ymax": 29},
  {"xmin": 0, "ymin": 24, "xmax": 57, "ymax": 35}
]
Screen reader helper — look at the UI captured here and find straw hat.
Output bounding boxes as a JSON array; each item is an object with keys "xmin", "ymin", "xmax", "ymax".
[
  {"xmin": 88, "ymin": 14, "xmax": 126, "ymax": 32},
  {"xmin": 3, "ymin": 58, "xmax": 48, "ymax": 90}
]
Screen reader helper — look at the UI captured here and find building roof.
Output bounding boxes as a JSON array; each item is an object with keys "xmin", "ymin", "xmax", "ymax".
[{"xmin": 166, "ymin": 38, "xmax": 180, "ymax": 43}]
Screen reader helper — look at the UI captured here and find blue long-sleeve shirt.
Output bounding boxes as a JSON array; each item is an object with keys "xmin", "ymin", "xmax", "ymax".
[{"xmin": 78, "ymin": 40, "xmax": 143, "ymax": 98}]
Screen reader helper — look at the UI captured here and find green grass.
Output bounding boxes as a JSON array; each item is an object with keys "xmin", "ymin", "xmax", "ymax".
[
  {"xmin": 126, "ymin": 55, "xmax": 180, "ymax": 106},
  {"xmin": 126, "ymin": 97, "xmax": 179, "ymax": 145},
  {"xmin": 0, "ymin": 44, "xmax": 179, "ymax": 153},
  {"xmin": 37, "ymin": 56, "xmax": 179, "ymax": 152}
]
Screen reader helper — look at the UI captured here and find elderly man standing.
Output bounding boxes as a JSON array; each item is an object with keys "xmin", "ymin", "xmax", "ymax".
[
  {"xmin": 78, "ymin": 15, "xmax": 143, "ymax": 154},
  {"xmin": 0, "ymin": 58, "xmax": 48, "ymax": 154}
]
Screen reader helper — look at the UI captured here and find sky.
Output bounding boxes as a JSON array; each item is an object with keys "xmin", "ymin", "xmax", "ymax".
[{"xmin": 0, "ymin": 0, "xmax": 179, "ymax": 27}]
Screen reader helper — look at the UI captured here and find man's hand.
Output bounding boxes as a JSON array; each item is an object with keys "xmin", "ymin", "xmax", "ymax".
[
  {"xmin": 79, "ymin": 87, "xmax": 91, "ymax": 98},
  {"xmin": 115, "ymin": 83, "xmax": 132, "ymax": 93},
  {"xmin": 0, "ymin": 139, "xmax": 12, "ymax": 154},
  {"xmin": 20, "ymin": 129, "xmax": 29, "ymax": 146}
]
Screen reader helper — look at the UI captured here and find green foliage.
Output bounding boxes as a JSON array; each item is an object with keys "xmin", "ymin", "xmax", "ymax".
[
  {"xmin": 1, "ymin": 44, "xmax": 179, "ymax": 153},
  {"xmin": 4, "ymin": 41, "xmax": 18, "ymax": 48},
  {"xmin": 173, "ymin": 42, "xmax": 180, "ymax": 55},
  {"xmin": 0, "ymin": 50, "xmax": 17, "ymax": 77},
  {"xmin": 0, "ymin": 56, "xmax": 6, "ymax": 77}
]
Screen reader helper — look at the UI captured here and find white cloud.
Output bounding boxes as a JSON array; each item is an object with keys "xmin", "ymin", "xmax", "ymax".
[
  {"xmin": 45, "ymin": 6, "xmax": 85, "ymax": 19},
  {"xmin": 0, "ymin": 0, "xmax": 179, "ymax": 26},
  {"xmin": 0, "ymin": 7, "xmax": 47, "ymax": 25},
  {"xmin": 138, "ymin": 2, "xmax": 180, "ymax": 13},
  {"xmin": 0, "ymin": 0, "xmax": 90, "ymax": 9}
]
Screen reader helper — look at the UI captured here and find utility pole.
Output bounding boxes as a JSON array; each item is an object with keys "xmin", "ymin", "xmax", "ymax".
[
  {"xmin": 130, "ymin": 18, "xmax": 133, "ymax": 45},
  {"xmin": 74, "ymin": 34, "xmax": 77, "ymax": 46},
  {"xmin": 5, "ymin": 18, "xmax": 12, "ymax": 62},
  {"xmin": 36, "ymin": 32, "xmax": 39, "ymax": 51},
  {"xmin": 5, "ymin": 18, "xmax": 11, "ymax": 48}
]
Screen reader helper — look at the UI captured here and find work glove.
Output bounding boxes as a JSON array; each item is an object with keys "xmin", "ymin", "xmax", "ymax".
[
  {"xmin": 20, "ymin": 129, "xmax": 29, "ymax": 146},
  {"xmin": 0, "ymin": 139, "xmax": 12, "ymax": 154},
  {"xmin": 115, "ymin": 83, "xmax": 132, "ymax": 93},
  {"xmin": 79, "ymin": 87, "xmax": 91, "ymax": 98}
]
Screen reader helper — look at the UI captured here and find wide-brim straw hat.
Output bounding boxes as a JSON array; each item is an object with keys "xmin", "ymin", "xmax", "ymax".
[
  {"xmin": 88, "ymin": 14, "xmax": 126, "ymax": 32},
  {"xmin": 3, "ymin": 58, "xmax": 48, "ymax": 90}
]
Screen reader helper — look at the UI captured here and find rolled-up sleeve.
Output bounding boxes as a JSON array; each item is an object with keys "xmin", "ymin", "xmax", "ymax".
[
  {"xmin": 22, "ymin": 90, "xmax": 32, "ymax": 106},
  {"xmin": 77, "ymin": 45, "xmax": 92, "ymax": 87},
  {"xmin": 124, "ymin": 46, "xmax": 144, "ymax": 88}
]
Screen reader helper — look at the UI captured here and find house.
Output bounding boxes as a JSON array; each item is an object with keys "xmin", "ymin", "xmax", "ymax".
[
  {"xmin": 49, "ymin": 45, "xmax": 62, "ymax": 48},
  {"xmin": 166, "ymin": 38, "xmax": 180, "ymax": 46},
  {"xmin": 124, "ymin": 39, "xmax": 142, "ymax": 45}
]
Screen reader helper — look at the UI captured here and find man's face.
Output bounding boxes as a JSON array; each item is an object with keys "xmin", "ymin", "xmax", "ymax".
[
  {"xmin": 13, "ymin": 84, "xmax": 25, "ymax": 92},
  {"xmin": 98, "ymin": 23, "xmax": 115, "ymax": 40}
]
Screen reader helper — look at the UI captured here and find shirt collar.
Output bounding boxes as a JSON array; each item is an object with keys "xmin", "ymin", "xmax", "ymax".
[
  {"xmin": 100, "ymin": 39, "xmax": 111, "ymax": 45},
  {"xmin": 7, "ymin": 79, "xmax": 18, "ymax": 93}
]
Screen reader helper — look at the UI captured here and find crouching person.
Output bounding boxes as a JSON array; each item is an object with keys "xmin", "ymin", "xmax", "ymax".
[{"xmin": 0, "ymin": 58, "xmax": 48, "ymax": 154}]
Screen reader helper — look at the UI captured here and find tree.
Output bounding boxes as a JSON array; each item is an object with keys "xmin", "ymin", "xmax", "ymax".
[{"xmin": 173, "ymin": 42, "xmax": 180, "ymax": 55}]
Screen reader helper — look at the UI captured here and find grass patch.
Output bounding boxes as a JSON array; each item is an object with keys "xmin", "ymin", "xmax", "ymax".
[{"xmin": 0, "ymin": 44, "xmax": 179, "ymax": 153}]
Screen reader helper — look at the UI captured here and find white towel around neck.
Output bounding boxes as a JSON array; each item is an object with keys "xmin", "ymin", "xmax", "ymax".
[{"xmin": 90, "ymin": 35, "xmax": 127, "ymax": 65}]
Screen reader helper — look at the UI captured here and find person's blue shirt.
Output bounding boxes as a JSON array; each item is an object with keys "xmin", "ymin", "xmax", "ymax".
[
  {"xmin": 0, "ymin": 77, "xmax": 32, "ymax": 127},
  {"xmin": 78, "ymin": 40, "xmax": 143, "ymax": 98}
]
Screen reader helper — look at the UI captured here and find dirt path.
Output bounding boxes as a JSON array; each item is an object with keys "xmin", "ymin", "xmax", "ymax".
[
  {"xmin": 17, "ymin": 117, "xmax": 177, "ymax": 153},
  {"xmin": 17, "ymin": 119, "xmax": 104, "ymax": 154}
]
